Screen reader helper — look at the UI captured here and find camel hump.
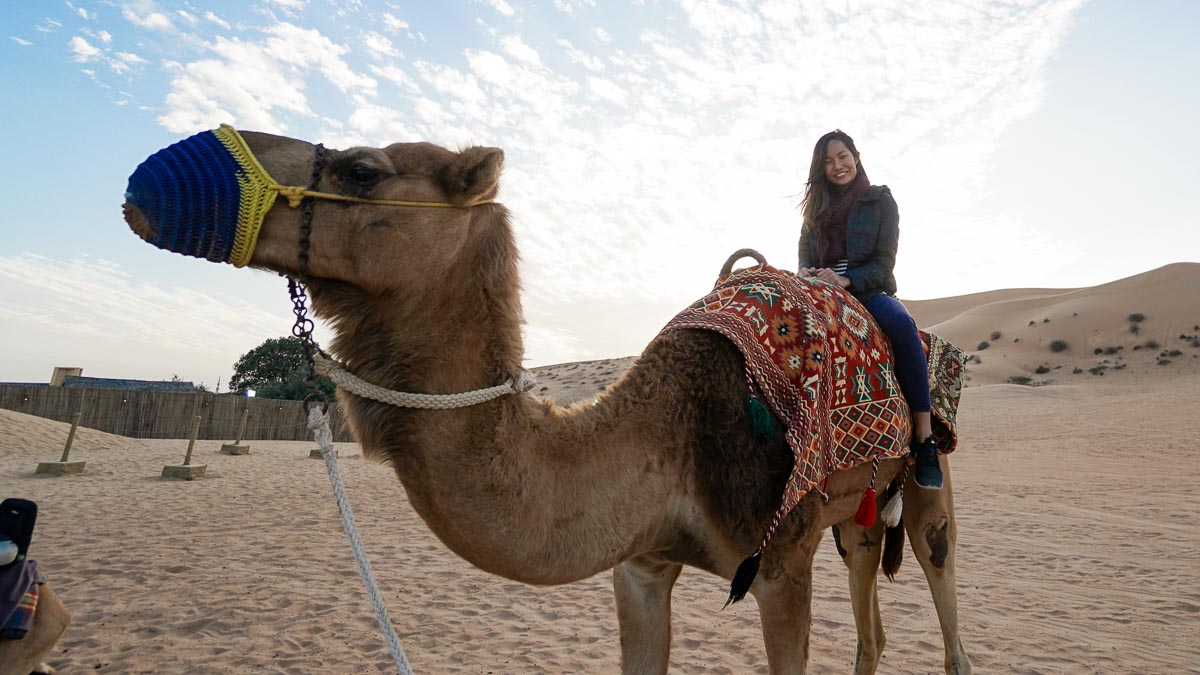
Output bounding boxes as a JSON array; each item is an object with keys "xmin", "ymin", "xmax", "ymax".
[{"xmin": 720, "ymin": 248, "xmax": 768, "ymax": 276}]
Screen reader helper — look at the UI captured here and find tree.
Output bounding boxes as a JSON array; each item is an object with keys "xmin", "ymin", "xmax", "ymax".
[{"xmin": 229, "ymin": 336, "xmax": 335, "ymax": 401}]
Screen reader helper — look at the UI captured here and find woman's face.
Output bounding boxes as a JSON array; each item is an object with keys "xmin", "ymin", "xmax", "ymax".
[{"xmin": 823, "ymin": 139, "xmax": 858, "ymax": 188}]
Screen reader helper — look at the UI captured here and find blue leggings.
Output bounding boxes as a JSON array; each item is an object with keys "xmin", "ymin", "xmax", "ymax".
[{"xmin": 860, "ymin": 294, "xmax": 930, "ymax": 413}]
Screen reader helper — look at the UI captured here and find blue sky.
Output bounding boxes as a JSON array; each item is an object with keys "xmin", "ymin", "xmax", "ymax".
[{"xmin": 1, "ymin": 0, "xmax": 1197, "ymax": 388}]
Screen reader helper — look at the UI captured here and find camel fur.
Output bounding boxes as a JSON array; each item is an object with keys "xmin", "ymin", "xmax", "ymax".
[{"xmin": 124, "ymin": 130, "xmax": 971, "ymax": 674}]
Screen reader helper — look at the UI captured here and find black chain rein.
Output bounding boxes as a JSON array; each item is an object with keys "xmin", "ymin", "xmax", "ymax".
[{"xmin": 288, "ymin": 141, "xmax": 329, "ymax": 412}]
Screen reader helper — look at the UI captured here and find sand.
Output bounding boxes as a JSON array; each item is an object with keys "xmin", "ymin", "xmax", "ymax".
[{"xmin": 2, "ymin": 263, "xmax": 1198, "ymax": 673}]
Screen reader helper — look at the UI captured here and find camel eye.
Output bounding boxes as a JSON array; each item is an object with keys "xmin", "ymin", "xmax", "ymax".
[{"xmin": 347, "ymin": 164, "xmax": 381, "ymax": 187}]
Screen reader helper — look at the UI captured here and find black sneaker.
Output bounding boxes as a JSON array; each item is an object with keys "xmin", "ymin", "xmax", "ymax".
[{"xmin": 912, "ymin": 436, "xmax": 943, "ymax": 490}]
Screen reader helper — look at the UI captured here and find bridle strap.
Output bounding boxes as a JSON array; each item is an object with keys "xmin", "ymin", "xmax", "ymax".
[{"xmin": 272, "ymin": 184, "xmax": 492, "ymax": 209}]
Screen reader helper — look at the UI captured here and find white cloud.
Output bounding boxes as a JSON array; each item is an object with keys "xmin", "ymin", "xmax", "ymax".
[
  {"xmin": 587, "ymin": 76, "xmax": 625, "ymax": 104},
  {"xmin": 176, "ymin": 10, "xmax": 199, "ymax": 26},
  {"xmin": 370, "ymin": 63, "xmax": 421, "ymax": 94},
  {"xmin": 204, "ymin": 11, "xmax": 231, "ymax": 30},
  {"xmin": 363, "ymin": 31, "xmax": 400, "ymax": 59},
  {"xmin": 486, "ymin": 0, "xmax": 516, "ymax": 17},
  {"xmin": 67, "ymin": 1, "xmax": 92, "ymax": 20},
  {"xmin": 158, "ymin": 23, "xmax": 376, "ymax": 133},
  {"xmin": 10, "ymin": 36, "xmax": 34, "ymax": 46},
  {"xmin": 122, "ymin": 1, "xmax": 175, "ymax": 31},
  {"xmin": 500, "ymin": 35, "xmax": 541, "ymax": 65},
  {"xmin": 556, "ymin": 38, "xmax": 604, "ymax": 71},
  {"xmin": 69, "ymin": 34, "xmax": 149, "ymax": 75},
  {"xmin": 593, "ymin": 27, "xmax": 611, "ymax": 43},
  {"xmin": 263, "ymin": 23, "xmax": 377, "ymax": 95},
  {"xmin": 36, "ymin": 18, "xmax": 63, "ymax": 33},
  {"xmin": 83, "ymin": 28, "xmax": 112, "ymax": 43},
  {"xmin": 381, "ymin": 13, "xmax": 408, "ymax": 34},
  {"xmin": 68, "ymin": 35, "xmax": 102, "ymax": 61},
  {"xmin": 552, "ymin": 0, "xmax": 596, "ymax": 15},
  {"xmin": 265, "ymin": 0, "xmax": 308, "ymax": 9}
]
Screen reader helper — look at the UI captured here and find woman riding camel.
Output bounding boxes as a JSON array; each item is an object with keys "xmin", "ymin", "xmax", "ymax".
[{"xmin": 797, "ymin": 129, "xmax": 943, "ymax": 490}]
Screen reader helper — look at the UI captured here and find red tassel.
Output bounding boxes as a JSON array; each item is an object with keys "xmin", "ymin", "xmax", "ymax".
[{"xmin": 854, "ymin": 487, "xmax": 877, "ymax": 527}]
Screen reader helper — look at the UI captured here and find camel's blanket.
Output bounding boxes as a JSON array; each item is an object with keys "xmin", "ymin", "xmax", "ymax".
[
  {"xmin": 0, "ymin": 560, "xmax": 41, "ymax": 640},
  {"xmin": 660, "ymin": 264, "xmax": 965, "ymax": 522}
]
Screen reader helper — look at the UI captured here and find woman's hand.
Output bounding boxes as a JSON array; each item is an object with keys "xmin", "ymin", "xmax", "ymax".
[{"xmin": 813, "ymin": 267, "xmax": 851, "ymax": 289}]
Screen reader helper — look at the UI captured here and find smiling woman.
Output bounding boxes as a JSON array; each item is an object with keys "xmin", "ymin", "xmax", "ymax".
[{"xmin": 796, "ymin": 129, "xmax": 943, "ymax": 491}]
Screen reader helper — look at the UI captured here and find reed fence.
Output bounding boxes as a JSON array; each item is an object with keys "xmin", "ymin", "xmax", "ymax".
[{"xmin": 0, "ymin": 384, "xmax": 354, "ymax": 442}]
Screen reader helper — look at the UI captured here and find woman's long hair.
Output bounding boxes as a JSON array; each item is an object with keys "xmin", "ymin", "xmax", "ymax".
[{"xmin": 799, "ymin": 129, "xmax": 863, "ymax": 232}]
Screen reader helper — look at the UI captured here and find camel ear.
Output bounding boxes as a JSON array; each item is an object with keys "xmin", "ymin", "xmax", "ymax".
[{"xmin": 441, "ymin": 146, "xmax": 503, "ymax": 206}]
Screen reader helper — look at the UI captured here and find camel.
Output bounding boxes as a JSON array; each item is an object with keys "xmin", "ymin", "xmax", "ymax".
[{"xmin": 123, "ymin": 127, "xmax": 971, "ymax": 674}]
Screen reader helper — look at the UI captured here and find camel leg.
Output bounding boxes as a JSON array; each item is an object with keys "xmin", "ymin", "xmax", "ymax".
[
  {"xmin": 0, "ymin": 582, "xmax": 70, "ymax": 675},
  {"xmin": 753, "ymin": 531, "xmax": 821, "ymax": 675},
  {"xmin": 903, "ymin": 455, "xmax": 972, "ymax": 674},
  {"xmin": 612, "ymin": 556, "xmax": 683, "ymax": 675},
  {"xmin": 832, "ymin": 515, "xmax": 888, "ymax": 675}
]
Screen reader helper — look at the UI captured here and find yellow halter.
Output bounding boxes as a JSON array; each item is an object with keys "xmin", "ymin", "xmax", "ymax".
[{"xmin": 218, "ymin": 124, "xmax": 493, "ymax": 210}]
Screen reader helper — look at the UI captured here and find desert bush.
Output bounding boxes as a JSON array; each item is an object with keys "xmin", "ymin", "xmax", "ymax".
[
  {"xmin": 1132, "ymin": 345, "xmax": 1142, "ymax": 351},
  {"xmin": 1114, "ymin": 363, "xmax": 1127, "ymax": 370},
  {"xmin": 1007, "ymin": 375, "xmax": 1033, "ymax": 385},
  {"xmin": 990, "ymin": 330, "xmax": 1002, "ymax": 340},
  {"xmin": 1103, "ymin": 346, "xmax": 1121, "ymax": 355},
  {"xmin": 1130, "ymin": 322, "xmax": 1140, "ymax": 335},
  {"xmin": 1093, "ymin": 347, "xmax": 1103, "ymax": 355},
  {"xmin": 1043, "ymin": 318, "xmax": 1050, "ymax": 323},
  {"xmin": 1088, "ymin": 365, "xmax": 1107, "ymax": 375},
  {"xmin": 970, "ymin": 354, "xmax": 982, "ymax": 364},
  {"xmin": 1049, "ymin": 339, "xmax": 1068, "ymax": 353},
  {"xmin": 1035, "ymin": 365, "xmax": 1050, "ymax": 374},
  {"xmin": 1013, "ymin": 338, "xmax": 1020, "ymax": 343},
  {"xmin": 1168, "ymin": 349, "xmax": 1183, "ymax": 357},
  {"xmin": 1144, "ymin": 339, "xmax": 1160, "ymax": 349},
  {"xmin": 1072, "ymin": 367, "xmax": 1083, "ymax": 374},
  {"xmin": 976, "ymin": 341, "xmax": 990, "ymax": 351},
  {"xmin": 1192, "ymin": 338, "xmax": 1200, "ymax": 348},
  {"xmin": 1128, "ymin": 313, "xmax": 1145, "ymax": 323},
  {"xmin": 1158, "ymin": 359, "xmax": 1172, "ymax": 366},
  {"xmin": 1028, "ymin": 320, "xmax": 1036, "ymax": 326}
]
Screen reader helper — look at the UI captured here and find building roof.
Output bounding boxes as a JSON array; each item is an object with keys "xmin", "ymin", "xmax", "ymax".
[{"xmin": 61, "ymin": 376, "xmax": 196, "ymax": 393}]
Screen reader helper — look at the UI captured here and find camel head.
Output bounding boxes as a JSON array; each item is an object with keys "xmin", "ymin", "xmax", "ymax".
[{"xmin": 123, "ymin": 126, "xmax": 505, "ymax": 297}]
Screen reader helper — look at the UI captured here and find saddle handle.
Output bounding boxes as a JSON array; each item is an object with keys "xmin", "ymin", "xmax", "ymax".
[{"xmin": 720, "ymin": 248, "xmax": 768, "ymax": 276}]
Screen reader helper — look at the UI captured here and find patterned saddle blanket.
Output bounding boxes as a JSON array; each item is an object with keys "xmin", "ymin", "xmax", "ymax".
[{"xmin": 660, "ymin": 263, "xmax": 965, "ymax": 519}]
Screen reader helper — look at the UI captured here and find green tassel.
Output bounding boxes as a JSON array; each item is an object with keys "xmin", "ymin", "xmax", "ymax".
[{"xmin": 746, "ymin": 394, "xmax": 774, "ymax": 437}]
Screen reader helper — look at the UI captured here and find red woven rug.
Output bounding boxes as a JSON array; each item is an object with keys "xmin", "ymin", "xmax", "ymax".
[{"xmin": 660, "ymin": 263, "xmax": 965, "ymax": 519}]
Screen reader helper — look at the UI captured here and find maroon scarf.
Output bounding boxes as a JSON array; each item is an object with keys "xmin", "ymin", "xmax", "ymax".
[{"xmin": 814, "ymin": 169, "xmax": 869, "ymax": 267}]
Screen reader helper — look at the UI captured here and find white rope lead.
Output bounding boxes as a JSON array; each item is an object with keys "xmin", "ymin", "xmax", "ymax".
[
  {"xmin": 307, "ymin": 406, "xmax": 414, "ymax": 675},
  {"xmin": 313, "ymin": 352, "xmax": 537, "ymax": 409}
]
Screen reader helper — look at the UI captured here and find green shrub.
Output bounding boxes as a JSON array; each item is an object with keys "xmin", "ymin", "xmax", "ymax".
[
  {"xmin": 1128, "ymin": 313, "xmax": 1145, "ymax": 322},
  {"xmin": 977, "ymin": 341, "xmax": 990, "ymax": 351},
  {"xmin": 1035, "ymin": 365, "xmax": 1050, "ymax": 374},
  {"xmin": 1007, "ymin": 375, "xmax": 1033, "ymax": 385},
  {"xmin": 1049, "ymin": 339, "xmax": 1068, "ymax": 353},
  {"xmin": 990, "ymin": 330, "xmax": 1002, "ymax": 340},
  {"xmin": 1144, "ymin": 339, "xmax": 1160, "ymax": 349}
]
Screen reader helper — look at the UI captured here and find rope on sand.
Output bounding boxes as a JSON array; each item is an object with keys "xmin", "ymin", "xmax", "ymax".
[{"xmin": 307, "ymin": 406, "xmax": 413, "ymax": 675}]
